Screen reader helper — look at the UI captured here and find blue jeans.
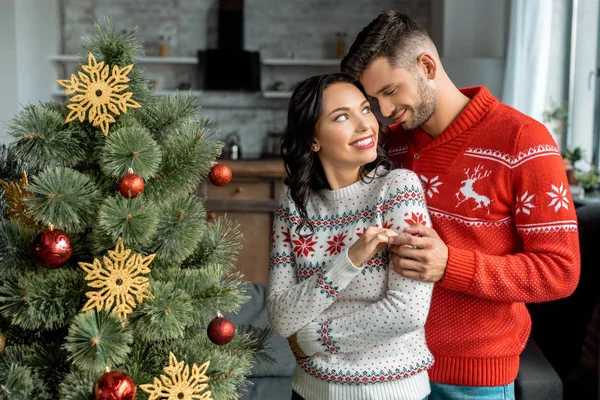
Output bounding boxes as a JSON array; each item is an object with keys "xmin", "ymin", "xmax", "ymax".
[{"xmin": 429, "ymin": 382, "xmax": 515, "ymax": 400}]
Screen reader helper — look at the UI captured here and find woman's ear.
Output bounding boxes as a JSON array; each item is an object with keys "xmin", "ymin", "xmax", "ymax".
[{"xmin": 312, "ymin": 140, "xmax": 320, "ymax": 152}]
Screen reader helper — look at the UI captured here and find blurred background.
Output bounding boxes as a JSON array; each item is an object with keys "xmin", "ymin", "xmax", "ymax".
[{"xmin": 0, "ymin": 0, "xmax": 598, "ymax": 170}]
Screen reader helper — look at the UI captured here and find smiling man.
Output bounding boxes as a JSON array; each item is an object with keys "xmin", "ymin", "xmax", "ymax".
[{"xmin": 341, "ymin": 11, "xmax": 581, "ymax": 400}]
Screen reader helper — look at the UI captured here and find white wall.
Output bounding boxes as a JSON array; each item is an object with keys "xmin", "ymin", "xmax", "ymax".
[
  {"xmin": 569, "ymin": 0, "xmax": 599, "ymax": 162},
  {"xmin": 431, "ymin": 0, "xmax": 510, "ymax": 98},
  {"xmin": 0, "ymin": 0, "xmax": 19, "ymax": 144},
  {"xmin": 0, "ymin": 0, "xmax": 60, "ymax": 145}
]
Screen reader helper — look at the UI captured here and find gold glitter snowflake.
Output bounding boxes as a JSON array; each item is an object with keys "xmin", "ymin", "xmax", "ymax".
[
  {"xmin": 0, "ymin": 171, "xmax": 37, "ymax": 228},
  {"xmin": 57, "ymin": 52, "xmax": 141, "ymax": 136},
  {"xmin": 78, "ymin": 238, "xmax": 154, "ymax": 325},
  {"xmin": 140, "ymin": 352, "xmax": 212, "ymax": 400}
]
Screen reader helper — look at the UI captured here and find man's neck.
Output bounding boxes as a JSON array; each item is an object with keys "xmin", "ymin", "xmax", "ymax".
[{"xmin": 420, "ymin": 80, "xmax": 470, "ymax": 139}]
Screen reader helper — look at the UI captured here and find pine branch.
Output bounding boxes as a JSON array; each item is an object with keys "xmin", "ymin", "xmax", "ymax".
[
  {"xmin": 154, "ymin": 267, "xmax": 249, "ymax": 326},
  {"xmin": 6, "ymin": 105, "xmax": 87, "ymax": 170},
  {"xmin": 64, "ymin": 311, "xmax": 133, "ymax": 372},
  {"xmin": 81, "ymin": 18, "xmax": 154, "ymax": 108},
  {"xmin": 25, "ymin": 168, "xmax": 102, "ymax": 233},
  {"xmin": 58, "ymin": 369, "xmax": 97, "ymax": 400},
  {"xmin": 150, "ymin": 195, "xmax": 206, "ymax": 264},
  {"xmin": 0, "ymin": 270, "xmax": 86, "ymax": 331},
  {"xmin": 0, "ymin": 220, "xmax": 37, "ymax": 276},
  {"xmin": 97, "ymin": 196, "xmax": 159, "ymax": 248},
  {"xmin": 100, "ymin": 124, "xmax": 162, "ymax": 179},
  {"xmin": 130, "ymin": 280, "xmax": 193, "ymax": 341},
  {"xmin": 145, "ymin": 121, "xmax": 222, "ymax": 201},
  {"xmin": 0, "ymin": 363, "xmax": 51, "ymax": 400},
  {"xmin": 187, "ymin": 216, "xmax": 243, "ymax": 272},
  {"xmin": 138, "ymin": 93, "xmax": 203, "ymax": 142}
]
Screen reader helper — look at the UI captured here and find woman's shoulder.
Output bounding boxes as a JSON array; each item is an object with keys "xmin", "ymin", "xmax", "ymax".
[{"xmin": 377, "ymin": 168, "xmax": 422, "ymax": 189}]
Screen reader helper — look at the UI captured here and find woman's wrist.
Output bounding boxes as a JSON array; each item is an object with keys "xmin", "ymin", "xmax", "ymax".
[{"xmin": 347, "ymin": 246, "xmax": 362, "ymax": 268}]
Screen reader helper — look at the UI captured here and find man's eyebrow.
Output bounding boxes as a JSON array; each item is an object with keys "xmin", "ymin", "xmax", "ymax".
[{"xmin": 376, "ymin": 84, "xmax": 395, "ymax": 95}]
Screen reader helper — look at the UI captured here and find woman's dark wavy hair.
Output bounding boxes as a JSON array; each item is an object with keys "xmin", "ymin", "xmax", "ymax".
[{"xmin": 281, "ymin": 73, "xmax": 393, "ymax": 235}]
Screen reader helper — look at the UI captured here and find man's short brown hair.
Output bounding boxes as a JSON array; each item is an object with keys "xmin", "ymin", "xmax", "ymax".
[{"xmin": 341, "ymin": 11, "xmax": 435, "ymax": 79}]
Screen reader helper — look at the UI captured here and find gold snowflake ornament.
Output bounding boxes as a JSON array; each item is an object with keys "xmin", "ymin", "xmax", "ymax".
[
  {"xmin": 140, "ymin": 352, "xmax": 213, "ymax": 400},
  {"xmin": 57, "ymin": 52, "xmax": 141, "ymax": 136},
  {"xmin": 0, "ymin": 171, "xmax": 37, "ymax": 227},
  {"xmin": 78, "ymin": 238, "xmax": 154, "ymax": 325}
]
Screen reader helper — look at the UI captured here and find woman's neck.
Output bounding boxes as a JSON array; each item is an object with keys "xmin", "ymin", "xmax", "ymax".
[{"xmin": 323, "ymin": 165, "xmax": 362, "ymax": 190}]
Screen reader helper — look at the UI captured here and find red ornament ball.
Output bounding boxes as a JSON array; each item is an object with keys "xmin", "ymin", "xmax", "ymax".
[
  {"xmin": 118, "ymin": 168, "xmax": 144, "ymax": 198},
  {"xmin": 209, "ymin": 163, "xmax": 232, "ymax": 186},
  {"xmin": 33, "ymin": 228, "xmax": 73, "ymax": 269},
  {"xmin": 94, "ymin": 370, "xmax": 136, "ymax": 400},
  {"xmin": 207, "ymin": 313, "xmax": 235, "ymax": 345}
]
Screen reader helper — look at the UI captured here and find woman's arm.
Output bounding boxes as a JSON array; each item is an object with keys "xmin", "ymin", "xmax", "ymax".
[
  {"xmin": 266, "ymin": 194, "xmax": 363, "ymax": 339},
  {"xmin": 296, "ymin": 171, "xmax": 434, "ymax": 355}
]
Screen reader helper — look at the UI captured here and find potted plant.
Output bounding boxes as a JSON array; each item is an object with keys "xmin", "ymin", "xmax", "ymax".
[
  {"xmin": 576, "ymin": 167, "xmax": 600, "ymax": 194},
  {"xmin": 561, "ymin": 146, "xmax": 583, "ymax": 184},
  {"xmin": 543, "ymin": 100, "xmax": 569, "ymax": 138}
]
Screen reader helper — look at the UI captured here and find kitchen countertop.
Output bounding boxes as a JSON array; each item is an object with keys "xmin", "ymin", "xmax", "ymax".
[{"xmin": 217, "ymin": 158, "xmax": 286, "ymax": 178}]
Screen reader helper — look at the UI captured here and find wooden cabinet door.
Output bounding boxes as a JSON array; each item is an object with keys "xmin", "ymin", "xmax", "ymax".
[{"xmin": 209, "ymin": 210, "xmax": 273, "ymax": 284}]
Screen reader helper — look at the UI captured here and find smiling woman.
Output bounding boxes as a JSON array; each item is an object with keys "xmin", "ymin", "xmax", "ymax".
[{"xmin": 269, "ymin": 73, "xmax": 435, "ymax": 400}]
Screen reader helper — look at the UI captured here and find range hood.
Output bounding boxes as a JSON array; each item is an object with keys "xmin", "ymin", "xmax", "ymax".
[{"xmin": 199, "ymin": 0, "xmax": 260, "ymax": 91}]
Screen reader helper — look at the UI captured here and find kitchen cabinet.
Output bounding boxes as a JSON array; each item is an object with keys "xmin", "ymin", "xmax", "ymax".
[{"xmin": 200, "ymin": 159, "xmax": 286, "ymax": 284}]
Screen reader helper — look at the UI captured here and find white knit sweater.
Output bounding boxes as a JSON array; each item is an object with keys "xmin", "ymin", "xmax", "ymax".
[{"xmin": 267, "ymin": 168, "xmax": 434, "ymax": 400}]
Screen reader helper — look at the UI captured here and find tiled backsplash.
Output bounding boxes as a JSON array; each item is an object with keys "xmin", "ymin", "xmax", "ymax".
[{"xmin": 61, "ymin": 0, "xmax": 430, "ymax": 158}]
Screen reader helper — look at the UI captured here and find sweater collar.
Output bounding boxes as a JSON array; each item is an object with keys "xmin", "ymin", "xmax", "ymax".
[
  {"xmin": 413, "ymin": 86, "xmax": 498, "ymax": 150},
  {"xmin": 321, "ymin": 167, "xmax": 382, "ymax": 201}
]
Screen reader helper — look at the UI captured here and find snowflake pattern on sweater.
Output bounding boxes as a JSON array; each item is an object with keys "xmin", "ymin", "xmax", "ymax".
[{"xmin": 267, "ymin": 169, "xmax": 434, "ymax": 391}]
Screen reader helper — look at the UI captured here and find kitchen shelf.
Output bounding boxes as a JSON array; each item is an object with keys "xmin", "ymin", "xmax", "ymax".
[
  {"xmin": 261, "ymin": 58, "xmax": 340, "ymax": 67},
  {"xmin": 261, "ymin": 91, "xmax": 292, "ymax": 99},
  {"xmin": 49, "ymin": 54, "xmax": 198, "ymax": 64}
]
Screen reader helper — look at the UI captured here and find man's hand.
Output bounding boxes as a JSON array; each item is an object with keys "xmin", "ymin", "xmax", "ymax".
[
  {"xmin": 389, "ymin": 223, "xmax": 448, "ymax": 282},
  {"xmin": 287, "ymin": 333, "xmax": 307, "ymax": 359}
]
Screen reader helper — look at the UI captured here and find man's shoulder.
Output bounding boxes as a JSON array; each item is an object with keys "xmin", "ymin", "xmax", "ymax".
[{"xmin": 486, "ymin": 101, "xmax": 545, "ymax": 132}]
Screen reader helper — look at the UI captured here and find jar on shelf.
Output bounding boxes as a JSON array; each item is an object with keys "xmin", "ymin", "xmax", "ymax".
[
  {"xmin": 335, "ymin": 32, "xmax": 347, "ymax": 59},
  {"xmin": 159, "ymin": 34, "xmax": 171, "ymax": 57}
]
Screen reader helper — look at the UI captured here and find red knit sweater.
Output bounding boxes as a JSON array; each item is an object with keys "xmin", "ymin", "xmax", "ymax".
[{"xmin": 388, "ymin": 86, "xmax": 580, "ymax": 386}]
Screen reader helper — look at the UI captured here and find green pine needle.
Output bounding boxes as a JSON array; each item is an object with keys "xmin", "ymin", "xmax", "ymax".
[
  {"xmin": 25, "ymin": 167, "xmax": 102, "ymax": 233},
  {"xmin": 0, "ymin": 363, "xmax": 51, "ymax": 400},
  {"xmin": 97, "ymin": 196, "xmax": 159, "ymax": 247},
  {"xmin": 58, "ymin": 369, "xmax": 99, "ymax": 400},
  {"xmin": 145, "ymin": 121, "xmax": 222, "ymax": 201},
  {"xmin": 0, "ymin": 220, "xmax": 37, "ymax": 275},
  {"xmin": 8, "ymin": 270, "xmax": 86, "ymax": 330},
  {"xmin": 6, "ymin": 105, "xmax": 86, "ymax": 170},
  {"xmin": 138, "ymin": 93, "xmax": 202, "ymax": 141},
  {"xmin": 188, "ymin": 216, "xmax": 243, "ymax": 272},
  {"xmin": 100, "ymin": 125, "xmax": 162, "ymax": 179},
  {"xmin": 130, "ymin": 280, "xmax": 194, "ymax": 341},
  {"xmin": 64, "ymin": 311, "xmax": 133, "ymax": 372},
  {"xmin": 151, "ymin": 195, "xmax": 206, "ymax": 264}
]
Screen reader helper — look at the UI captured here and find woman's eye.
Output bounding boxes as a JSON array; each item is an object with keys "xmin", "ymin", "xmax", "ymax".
[
  {"xmin": 334, "ymin": 114, "xmax": 348, "ymax": 122},
  {"xmin": 362, "ymin": 106, "xmax": 371, "ymax": 114}
]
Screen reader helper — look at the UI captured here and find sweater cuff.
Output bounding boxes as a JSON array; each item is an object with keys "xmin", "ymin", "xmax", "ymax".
[
  {"xmin": 296, "ymin": 322, "xmax": 325, "ymax": 357},
  {"xmin": 440, "ymin": 246, "xmax": 476, "ymax": 293},
  {"xmin": 324, "ymin": 248, "xmax": 363, "ymax": 292}
]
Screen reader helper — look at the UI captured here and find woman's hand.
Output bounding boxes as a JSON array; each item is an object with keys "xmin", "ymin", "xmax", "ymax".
[
  {"xmin": 287, "ymin": 333, "xmax": 308, "ymax": 359},
  {"xmin": 348, "ymin": 227, "xmax": 398, "ymax": 267}
]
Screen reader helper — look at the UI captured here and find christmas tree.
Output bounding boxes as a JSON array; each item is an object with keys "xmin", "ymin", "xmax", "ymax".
[{"xmin": 0, "ymin": 19, "xmax": 272, "ymax": 400}]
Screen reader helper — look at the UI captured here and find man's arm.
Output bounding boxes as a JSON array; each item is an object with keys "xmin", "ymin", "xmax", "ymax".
[{"xmin": 391, "ymin": 122, "xmax": 580, "ymax": 303}]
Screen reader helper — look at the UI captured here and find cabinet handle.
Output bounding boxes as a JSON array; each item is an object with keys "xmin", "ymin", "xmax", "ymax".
[
  {"xmin": 208, "ymin": 212, "xmax": 217, "ymax": 221},
  {"xmin": 234, "ymin": 186, "xmax": 244, "ymax": 194}
]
